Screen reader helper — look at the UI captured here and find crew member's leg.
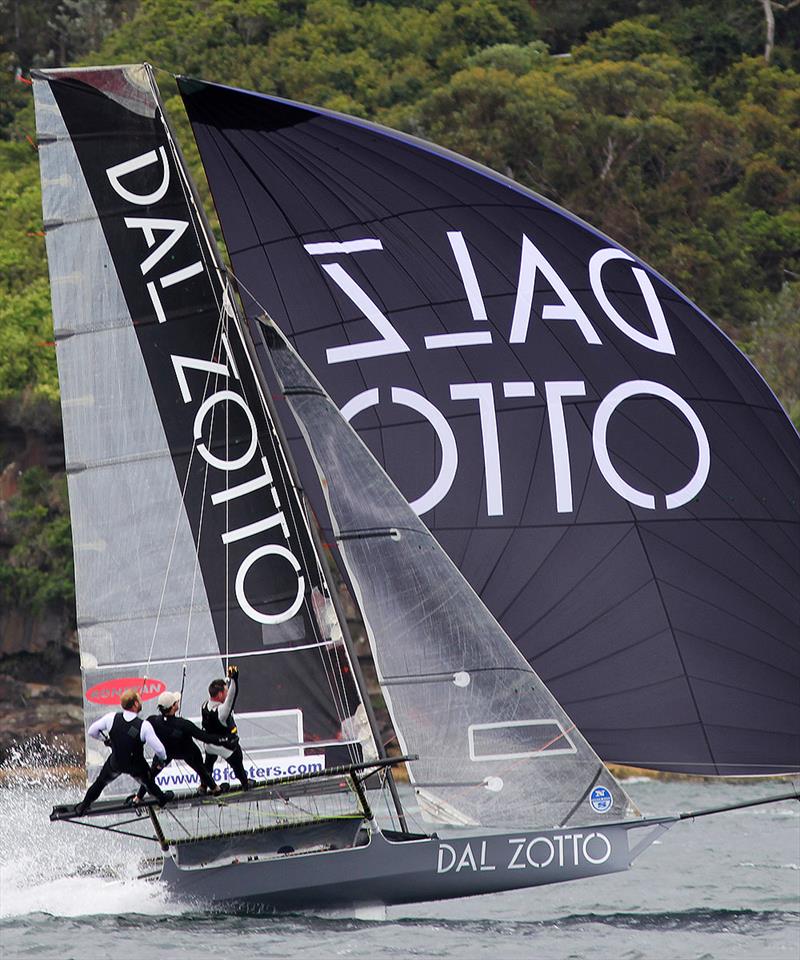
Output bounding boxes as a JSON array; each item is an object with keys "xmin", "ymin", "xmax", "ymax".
[
  {"xmin": 136, "ymin": 757, "xmax": 169, "ymax": 801},
  {"xmin": 76, "ymin": 757, "xmax": 119, "ymax": 814},
  {"xmin": 226, "ymin": 744, "xmax": 250, "ymax": 790},
  {"xmin": 200, "ymin": 749, "xmax": 220, "ymax": 792},
  {"xmin": 132, "ymin": 760, "xmax": 172, "ymax": 805},
  {"xmin": 184, "ymin": 744, "xmax": 220, "ymax": 794}
]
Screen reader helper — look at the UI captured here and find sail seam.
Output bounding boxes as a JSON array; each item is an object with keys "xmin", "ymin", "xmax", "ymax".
[{"xmin": 96, "ymin": 640, "xmax": 344, "ymax": 670}]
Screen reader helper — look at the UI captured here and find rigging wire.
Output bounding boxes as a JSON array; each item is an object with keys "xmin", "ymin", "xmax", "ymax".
[{"xmin": 143, "ymin": 64, "xmax": 378, "ymax": 785}]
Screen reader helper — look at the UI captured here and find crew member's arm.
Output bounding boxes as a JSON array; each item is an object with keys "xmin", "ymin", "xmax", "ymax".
[
  {"xmin": 140, "ymin": 719, "xmax": 168, "ymax": 761},
  {"xmin": 87, "ymin": 712, "xmax": 115, "ymax": 741},
  {"xmin": 176, "ymin": 716, "xmax": 229, "ymax": 745},
  {"xmin": 217, "ymin": 673, "xmax": 238, "ymax": 725}
]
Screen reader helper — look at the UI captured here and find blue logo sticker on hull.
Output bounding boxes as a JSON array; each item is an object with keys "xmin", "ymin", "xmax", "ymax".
[{"xmin": 590, "ymin": 786, "xmax": 612, "ymax": 813}]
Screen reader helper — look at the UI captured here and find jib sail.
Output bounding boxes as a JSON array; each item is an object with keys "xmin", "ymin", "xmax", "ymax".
[
  {"xmin": 178, "ymin": 77, "xmax": 800, "ymax": 776},
  {"xmin": 33, "ymin": 65, "xmax": 371, "ymax": 793},
  {"xmin": 263, "ymin": 319, "xmax": 638, "ymax": 829}
]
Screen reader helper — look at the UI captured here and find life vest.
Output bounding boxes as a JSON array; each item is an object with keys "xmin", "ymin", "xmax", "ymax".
[
  {"xmin": 147, "ymin": 714, "xmax": 190, "ymax": 761},
  {"xmin": 202, "ymin": 700, "xmax": 237, "ymax": 738},
  {"xmin": 108, "ymin": 712, "xmax": 145, "ymax": 771}
]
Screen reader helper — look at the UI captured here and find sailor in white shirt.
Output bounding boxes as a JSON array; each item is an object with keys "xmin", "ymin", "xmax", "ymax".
[{"xmin": 75, "ymin": 687, "xmax": 174, "ymax": 814}]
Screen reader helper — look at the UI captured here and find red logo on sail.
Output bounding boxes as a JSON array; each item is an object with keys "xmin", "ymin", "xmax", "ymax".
[{"xmin": 85, "ymin": 677, "xmax": 166, "ymax": 705}]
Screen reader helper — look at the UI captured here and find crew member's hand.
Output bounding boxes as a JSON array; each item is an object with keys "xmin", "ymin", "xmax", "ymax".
[
  {"xmin": 227, "ymin": 664, "xmax": 239, "ymax": 679},
  {"xmin": 151, "ymin": 757, "xmax": 166, "ymax": 775}
]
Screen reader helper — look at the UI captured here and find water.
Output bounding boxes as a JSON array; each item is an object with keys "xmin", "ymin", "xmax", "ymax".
[{"xmin": 1, "ymin": 772, "xmax": 798, "ymax": 959}]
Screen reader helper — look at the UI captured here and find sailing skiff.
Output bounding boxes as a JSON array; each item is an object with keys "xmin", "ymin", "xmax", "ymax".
[{"xmin": 33, "ymin": 64, "xmax": 798, "ymax": 912}]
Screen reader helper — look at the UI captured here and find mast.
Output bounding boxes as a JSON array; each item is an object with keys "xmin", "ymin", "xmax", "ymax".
[
  {"xmin": 146, "ymin": 66, "xmax": 410, "ymax": 832},
  {"xmin": 251, "ymin": 314, "xmax": 410, "ymax": 834}
]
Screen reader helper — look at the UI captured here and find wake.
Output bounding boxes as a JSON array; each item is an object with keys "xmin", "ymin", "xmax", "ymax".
[{"xmin": 0, "ymin": 743, "xmax": 187, "ymax": 919}]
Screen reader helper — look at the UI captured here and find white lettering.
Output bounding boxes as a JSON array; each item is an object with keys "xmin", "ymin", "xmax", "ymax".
[
  {"xmin": 510, "ymin": 236, "xmax": 601, "ymax": 345},
  {"xmin": 437, "ymin": 843, "xmax": 457, "ymax": 873},
  {"xmin": 222, "ymin": 508, "xmax": 290, "ymax": 545},
  {"xmin": 582, "ymin": 832, "xmax": 612, "ymax": 865},
  {"xmin": 147, "ymin": 281, "xmax": 167, "ymax": 323},
  {"xmin": 456, "ymin": 844, "xmax": 477, "ymax": 872},
  {"xmin": 589, "ymin": 248, "xmax": 675, "ymax": 355},
  {"xmin": 450, "ymin": 382, "xmax": 503, "ymax": 516},
  {"xmin": 526, "ymin": 836, "xmax": 555, "ymax": 868},
  {"xmin": 124, "ymin": 217, "xmax": 189, "ymax": 276},
  {"xmin": 425, "ymin": 331, "xmax": 492, "ymax": 349},
  {"xmin": 479, "ymin": 840, "xmax": 495, "ymax": 871},
  {"xmin": 507, "ymin": 838, "xmax": 527, "ymax": 870},
  {"xmin": 553, "ymin": 833, "xmax": 566, "ymax": 867},
  {"xmin": 503, "ymin": 381, "xmax": 536, "ymax": 398},
  {"xmin": 172, "ymin": 355, "xmax": 231, "ymax": 404},
  {"xmin": 448, "ymin": 230, "xmax": 487, "ymax": 321},
  {"xmin": 194, "ymin": 390, "xmax": 258, "ymax": 472},
  {"xmin": 212, "ymin": 456, "xmax": 274, "ymax": 505},
  {"xmin": 160, "ymin": 260, "xmax": 204, "ymax": 288},
  {"xmin": 235, "ymin": 544, "xmax": 305, "ymax": 625},
  {"xmin": 341, "ymin": 387, "xmax": 458, "ymax": 516},
  {"xmin": 592, "ymin": 380, "xmax": 710, "ymax": 509},
  {"xmin": 106, "ymin": 147, "xmax": 170, "ymax": 206},
  {"xmin": 571, "ymin": 832, "xmax": 583, "ymax": 865},
  {"xmin": 321, "ymin": 263, "xmax": 409, "ymax": 363},
  {"xmin": 545, "ymin": 381, "xmax": 587, "ymax": 513},
  {"xmin": 304, "ymin": 238, "xmax": 383, "ymax": 256}
]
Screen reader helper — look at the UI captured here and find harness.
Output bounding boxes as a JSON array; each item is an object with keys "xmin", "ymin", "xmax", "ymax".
[{"xmin": 108, "ymin": 712, "xmax": 145, "ymax": 772}]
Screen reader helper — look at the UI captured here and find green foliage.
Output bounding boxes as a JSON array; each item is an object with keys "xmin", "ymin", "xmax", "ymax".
[
  {"xmin": 0, "ymin": 0, "xmax": 795, "ymax": 506},
  {"xmin": 0, "ymin": 467, "xmax": 74, "ymax": 613},
  {"xmin": 0, "ymin": 141, "xmax": 59, "ymax": 414},
  {"xmin": 740, "ymin": 283, "xmax": 800, "ymax": 428},
  {"xmin": 571, "ymin": 17, "xmax": 677, "ymax": 63}
]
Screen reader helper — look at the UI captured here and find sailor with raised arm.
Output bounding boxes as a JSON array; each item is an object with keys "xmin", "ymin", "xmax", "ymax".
[
  {"xmin": 75, "ymin": 688, "xmax": 174, "ymax": 814},
  {"xmin": 135, "ymin": 690, "xmax": 227, "ymax": 799},
  {"xmin": 201, "ymin": 665, "xmax": 251, "ymax": 791}
]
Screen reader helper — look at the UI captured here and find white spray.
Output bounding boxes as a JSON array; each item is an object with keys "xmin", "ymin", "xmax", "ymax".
[{"xmin": 0, "ymin": 740, "xmax": 188, "ymax": 918}]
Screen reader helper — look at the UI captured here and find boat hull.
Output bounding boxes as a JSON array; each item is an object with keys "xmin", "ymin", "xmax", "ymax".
[{"xmin": 160, "ymin": 819, "xmax": 672, "ymax": 911}]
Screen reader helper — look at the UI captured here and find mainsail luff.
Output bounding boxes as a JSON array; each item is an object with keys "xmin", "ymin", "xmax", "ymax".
[
  {"xmin": 32, "ymin": 65, "xmax": 374, "ymax": 793},
  {"xmin": 178, "ymin": 77, "xmax": 800, "ymax": 777}
]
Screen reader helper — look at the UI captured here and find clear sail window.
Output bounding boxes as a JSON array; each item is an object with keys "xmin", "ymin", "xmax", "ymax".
[{"xmin": 468, "ymin": 720, "xmax": 578, "ymax": 761}]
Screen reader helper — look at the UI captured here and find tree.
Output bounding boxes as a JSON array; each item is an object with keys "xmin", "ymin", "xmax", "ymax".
[{"xmin": 758, "ymin": 0, "xmax": 800, "ymax": 63}]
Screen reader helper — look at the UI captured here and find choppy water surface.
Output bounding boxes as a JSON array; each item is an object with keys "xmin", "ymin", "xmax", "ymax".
[{"xmin": 1, "ymin": 769, "xmax": 797, "ymax": 959}]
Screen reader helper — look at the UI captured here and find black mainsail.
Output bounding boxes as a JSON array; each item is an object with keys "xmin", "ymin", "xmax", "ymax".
[
  {"xmin": 33, "ymin": 66, "xmax": 370, "ymax": 793},
  {"xmin": 178, "ymin": 77, "xmax": 800, "ymax": 777}
]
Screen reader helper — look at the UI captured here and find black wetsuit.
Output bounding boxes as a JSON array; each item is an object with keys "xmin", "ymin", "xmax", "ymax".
[
  {"xmin": 136, "ymin": 714, "xmax": 226, "ymax": 798},
  {"xmin": 201, "ymin": 678, "xmax": 249, "ymax": 789},
  {"xmin": 78, "ymin": 712, "xmax": 170, "ymax": 812}
]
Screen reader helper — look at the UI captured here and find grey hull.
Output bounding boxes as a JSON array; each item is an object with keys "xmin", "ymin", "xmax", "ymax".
[{"xmin": 160, "ymin": 818, "xmax": 673, "ymax": 912}]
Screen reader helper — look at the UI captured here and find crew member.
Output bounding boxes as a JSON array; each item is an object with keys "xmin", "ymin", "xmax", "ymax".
[
  {"xmin": 201, "ymin": 665, "xmax": 250, "ymax": 791},
  {"xmin": 75, "ymin": 688, "xmax": 173, "ymax": 814},
  {"xmin": 135, "ymin": 690, "xmax": 231, "ymax": 800}
]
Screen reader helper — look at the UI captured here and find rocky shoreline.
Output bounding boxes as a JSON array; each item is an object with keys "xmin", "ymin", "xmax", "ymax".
[{"xmin": 0, "ymin": 608, "xmax": 83, "ymax": 765}]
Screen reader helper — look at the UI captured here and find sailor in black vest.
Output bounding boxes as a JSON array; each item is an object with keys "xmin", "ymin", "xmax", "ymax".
[
  {"xmin": 75, "ymin": 688, "xmax": 173, "ymax": 814},
  {"xmin": 201, "ymin": 665, "xmax": 251, "ymax": 791},
  {"xmin": 135, "ymin": 690, "xmax": 228, "ymax": 799}
]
